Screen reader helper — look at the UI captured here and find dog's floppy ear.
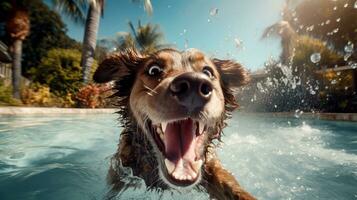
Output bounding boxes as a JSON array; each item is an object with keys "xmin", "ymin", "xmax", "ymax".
[
  {"xmin": 212, "ymin": 59, "xmax": 250, "ymax": 88},
  {"xmin": 93, "ymin": 49, "xmax": 144, "ymax": 83}
]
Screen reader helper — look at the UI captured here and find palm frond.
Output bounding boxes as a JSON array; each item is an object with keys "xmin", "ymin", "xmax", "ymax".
[
  {"xmin": 261, "ymin": 21, "xmax": 295, "ymax": 40},
  {"xmin": 52, "ymin": 0, "xmax": 87, "ymax": 25}
]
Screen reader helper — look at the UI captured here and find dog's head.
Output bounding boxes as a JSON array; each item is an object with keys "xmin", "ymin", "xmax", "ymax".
[{"xmin": 94, "ymin": 48, "xmax": 249, "ymax": 188}]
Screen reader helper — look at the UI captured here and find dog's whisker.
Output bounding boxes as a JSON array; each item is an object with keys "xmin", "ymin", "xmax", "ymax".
[
  {"xmin": 143, "ymin": 84, "xmax": 158, "ymax": 94},
  {"xmin": 146, "ymin": 92, "xmax": 154, "ymax": 96}
]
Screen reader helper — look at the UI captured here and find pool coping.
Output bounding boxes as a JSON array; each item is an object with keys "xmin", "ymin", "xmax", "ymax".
[
  {"xmin": 1, "ymin": 107, "xmax": 356, "ymax": 122},
  {"xmin": 0, "ymin": 107, "xmax": 117, "ymax": 115},
  {"xmin": 241, "ymin": 112, "xmax": 357, "ymax": 122}
]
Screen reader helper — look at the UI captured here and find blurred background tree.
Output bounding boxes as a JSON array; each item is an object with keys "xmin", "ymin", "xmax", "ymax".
[
  {"xmin": 240, "ymin": 0, "xmax": 354, "ymax": 113},
  {"xmin": 0, "ymin": 0, "xmax": 81, "ymax": 80},
  {"xmin": 100, "ymin": 21, "xmax": 168, "ymax": 54},
  {"xmin": 287, "ymin": 0, "xmax": 357, "ymax": 61},
  {"xmin": 53, "ymin": 0, "xmax": 153, "ymax": 83},
  {"xmin": 30, "ymin": 48, "xmax": 97, "ymax": 97},
  {"xmin": 0, "ymin": 0, "xmax": 30, "ymax": 99}
]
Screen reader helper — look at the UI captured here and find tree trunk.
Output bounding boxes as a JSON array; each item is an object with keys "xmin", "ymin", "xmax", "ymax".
[
  {"xmin": 81, "ymin": 2, "xmax": 101, "ymax": 84},
  {"xmin": 12, "ymin": 39, "xmax": 22, "ymax": 99}
]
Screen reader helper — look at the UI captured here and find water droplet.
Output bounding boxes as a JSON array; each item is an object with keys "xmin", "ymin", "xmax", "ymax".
[
  {"xmin": 209, "ymin": 8, "xmax": 218, "ymax": 16},
  {"xmin": 257, "ymin": 82, "xmax": 265, "ymax": 93},
  {"xmin": 333, "ymin": 28, "xmax": 339, "ymax": 33},
  {"xmin": 344, "ymin": 53, "xmax": 352, "ymax": 61},
  {"xmin": 306, "ymin": 25, "xmax": 314, "ymax": 31},
  {"xmin": 274, "ymin": 105, "xmax": 277, "ymax": 108},
  {"xmin": 234, "ymin": 38, "xmax": 243, "ymax": 49},
  {"xmin": 336, "ymin": 18, "xmax": 341, "ymax": 22},
  {"xmin": 344, "ymin": 41, "xmax": 354, "ymax": 53},
  {"xmin": 333, "ymin": 6, "xmax": 337, "ymax": 10},
  {"xmin": 294, "ymin": 109, "xmax": 303, "ymax": 118},
  {"xmin": 310, "ymin": 53, "xmax": 321, "ymax": 63},
  {"xmin": 349, "ymin": 62, "xmax": 357, "ymax": 69},
  {"xmin": 184, "ymin": 39, "xmax": 188, "ymax": 49},
  {"xmin": 344, "ymin": 3, "xmax": 348, "ymax": 8}
]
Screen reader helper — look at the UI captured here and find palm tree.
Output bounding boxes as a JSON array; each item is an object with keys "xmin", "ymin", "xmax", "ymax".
[
  {"xmin": 98, "ymin": 21, "xmax": 167, "ymax": 54},
  {"xmin": 262, "ymin": 21, "xmax": 296, "ymax": 65},
  {"xmin": 53, "ymin": 0, "xmax": 153, "ymax": 84},
  {"xmin": 5, "ymin": 1, "xmax": 30, "ymax": 99},
  {"xmin": 80, "ymin": 0, "xmax": 104, "ymax": 84},
  {"xmin": 126, "ymin": 21, "xmax": 166, "ymax": 54},
  {"xmin": 262, "ymin": 0, "xmax": 296, "ymax": 65},
  {"xmin": 53, "ymin": 0, "xmax": 104, "ymax": 84}
]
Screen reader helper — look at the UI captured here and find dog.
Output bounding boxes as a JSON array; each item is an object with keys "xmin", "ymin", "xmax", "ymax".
[{"xmin": 93, "ymin": 48, "xmax": 256, "ymax": 200}]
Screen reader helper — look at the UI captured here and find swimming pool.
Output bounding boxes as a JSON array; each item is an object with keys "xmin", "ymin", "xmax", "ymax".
[{"xmin": 0, "ymin": 113, "xmax": 356, "ymax": 199}]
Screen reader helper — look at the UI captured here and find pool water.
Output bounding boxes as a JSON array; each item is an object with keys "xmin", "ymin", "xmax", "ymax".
[{"xmin": 0, "ymin": 113, "xmax": 356, "ymax": 200}]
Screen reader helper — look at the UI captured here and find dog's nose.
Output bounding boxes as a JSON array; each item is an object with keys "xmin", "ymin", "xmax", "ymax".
[{"xmin": 170, "ymin": 72, "xmax": 213, "ymax": 109}]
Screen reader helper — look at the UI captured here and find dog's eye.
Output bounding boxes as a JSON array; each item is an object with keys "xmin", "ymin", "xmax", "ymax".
[
  {"xmin": 202, "ymin": 66, "xmax": 214, "ymax": 78},
  {"xmin": 148, "ymin": 65, "xmax": 163, "ymax": 76}
]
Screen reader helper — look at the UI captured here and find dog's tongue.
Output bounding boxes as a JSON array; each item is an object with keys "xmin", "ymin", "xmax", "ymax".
[{"xmin": 164, "ymin": 118, "xmax": 197, "ymax": 178}]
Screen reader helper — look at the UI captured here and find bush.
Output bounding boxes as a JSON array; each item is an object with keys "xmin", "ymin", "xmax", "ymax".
[
  {"xmin": 22, "ymin": 83, "xmax": 53, "ymax": 106},
  {"xmin": 75, "ymin": 83, "xmax": 112, "ymax": 108},
  {"xmin": 30, "ymin": 48, "xmax": 97, "ymax": 96},
  {"xmin": 0, "ymin": 80, "xmax": 21, "ymax": 106},
  {"xmin": 22, "ymin": 83, "xmax": 76, "ymax": 107}
]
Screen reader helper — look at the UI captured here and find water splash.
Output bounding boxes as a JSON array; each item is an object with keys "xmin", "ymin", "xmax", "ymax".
[
  {"xmin": 310, "ymin": 53, "xmax": 321, "ymax": 63},
  {"xmin": 209, "ymin": 8, "xmax": 218, "ymax": 16},
  {"xmin": 344, "ymin": 41, "xmax": 354, "ymax": 53}
]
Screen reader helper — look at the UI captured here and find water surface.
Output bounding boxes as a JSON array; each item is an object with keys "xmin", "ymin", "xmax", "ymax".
[{"xmin": 0, "ymin": 113, "xmax": 356, "ymax": 199}]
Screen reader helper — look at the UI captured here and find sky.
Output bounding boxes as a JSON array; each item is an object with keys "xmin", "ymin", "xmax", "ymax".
[{"xmin": 47, "ymin": 0, "xmax": 286, "ymax": 71}]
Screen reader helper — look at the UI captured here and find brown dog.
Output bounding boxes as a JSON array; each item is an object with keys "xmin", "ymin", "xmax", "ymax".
[{"xmin": 94, "ymin": 48, "xmax": 256, "ymax": 200}]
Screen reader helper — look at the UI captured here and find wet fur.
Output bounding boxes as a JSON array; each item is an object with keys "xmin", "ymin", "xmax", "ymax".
[{"xmin": 95, "ymin": 48, "xmax": 256, "ymax": 200}]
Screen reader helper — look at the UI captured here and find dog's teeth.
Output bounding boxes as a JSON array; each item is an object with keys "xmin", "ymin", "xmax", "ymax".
[
  {"xmin": 156, "ymin": 127, "xmax": 161, "ymax": 134},
  {"xmin": 191, "ymin": 171, "xmax": 197, "ymax": 179},
  {"xmin": 199, "ymin": 122, "xmax": 205, "ymax": 135},
  {"xmin": 164, "ymin": 159, "xmax": 175, "ymax": 174},
  {"xmin": 172, "ymin": 172, "xmax": 179, "ymax": 179},
  {"xmin": 161, "ymin": 122, "xmax": 168, "ymax": 132},
  {"xmin": 187, "ymin": 175, "xmax": 192, "ymax": 180},
  {"xmin": 191, "ymin": 159, "xmax": 203, "ymax": 173}
]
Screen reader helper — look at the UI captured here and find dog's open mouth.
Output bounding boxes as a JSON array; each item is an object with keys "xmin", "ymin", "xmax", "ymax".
[{"xmin": 150, "ymin": 118, "xmax": 206, "ymax": 186}]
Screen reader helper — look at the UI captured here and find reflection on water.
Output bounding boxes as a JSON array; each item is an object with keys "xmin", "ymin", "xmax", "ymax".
[{"xmin": 0, "ymin": 114, "xmax": 356, "ymax": 199}]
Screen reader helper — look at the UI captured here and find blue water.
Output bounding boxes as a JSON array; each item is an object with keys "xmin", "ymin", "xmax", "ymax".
[{"xmin": 0, "ymin": 113, "xmax": 356, "ymax": 200}]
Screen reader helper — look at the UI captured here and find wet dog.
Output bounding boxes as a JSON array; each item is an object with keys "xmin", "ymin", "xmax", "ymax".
[{"xmin": 94, "ymin": 48, "xmax": 256, "ymax": 200}]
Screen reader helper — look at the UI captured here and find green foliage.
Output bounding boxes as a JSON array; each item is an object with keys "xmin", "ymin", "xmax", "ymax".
[
  {"xmin": 21, "ymin": 83, "xmax": 53, "ymax": 106},
  {"xmin": 0, "ymin": 0, "xmax": 81, "ymax": 77},
  {"xmin": 51, "ymin": 0, "xmax": 87, "ymax": 25},
  {"xmin": 30, "ymin": 48, "xmax": 97, "ymax": 96},
  {"xmin": 288, "ymin": 0, "xmax": 357, "ymax": 61},
  {"xmin": 0, "ymin": 80, "xmax": 21, "ymax": 106},
  {"xmin": 21, "ymin": 82, "xmax": 76, "ymax": 107},
  {"xmin": 293, "ymin": 35, "xmax": 343, "ymax": 69},
  {"xmin": 100, "ymin": 21, "xmax": 169, "ymax": 54}
]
